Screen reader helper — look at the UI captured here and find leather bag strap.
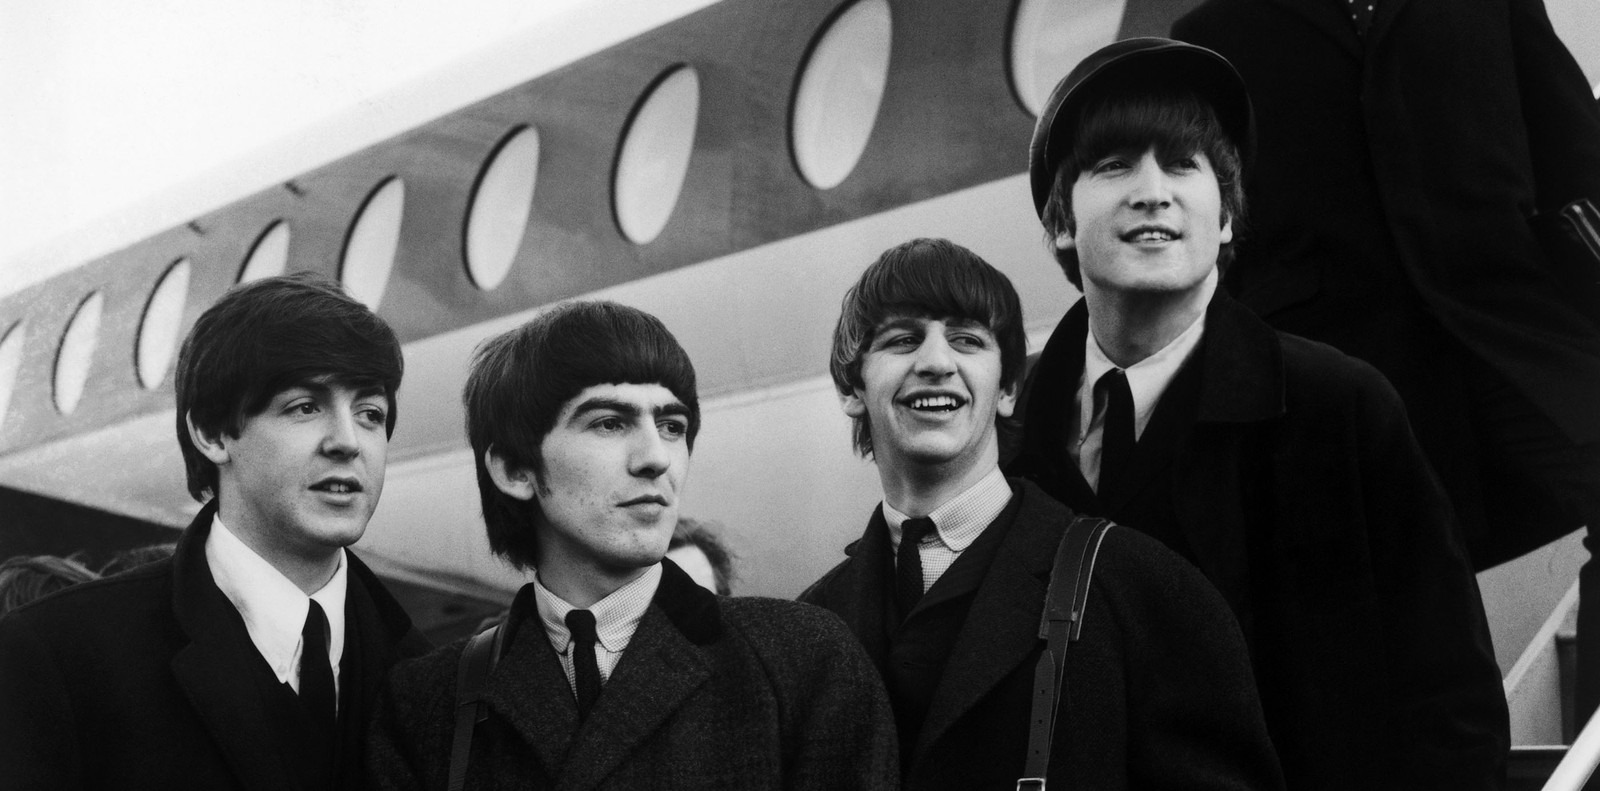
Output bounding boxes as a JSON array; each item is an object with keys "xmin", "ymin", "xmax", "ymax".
[
  {"xmin": 448, "ymin": 621, "xmax": 504, "ymax": 791},
  {"xmin": 1017, "ymin": 516, "xmax": 1114, "ymax": 791}
]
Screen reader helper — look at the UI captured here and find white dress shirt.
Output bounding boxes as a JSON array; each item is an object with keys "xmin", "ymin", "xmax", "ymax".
[
  {"xmin": 884, "ymin": 466, "xmax": 1013, "ymax": 593},
  {"xmin": 205, "ymin": 515, "xmax": 348, "ymax": 707},
  {"xmin": 1071, "ymin": 314, "xmax": 1207, "ymax": 492},
  {"xmin": 533, "ymin": 563, "xmax": 662, "ymax": 697}
]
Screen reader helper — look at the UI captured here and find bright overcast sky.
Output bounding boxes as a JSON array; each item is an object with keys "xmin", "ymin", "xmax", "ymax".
[{"xmin": 0, "ymin": 0, "xmax": 682, "ymax": 295}]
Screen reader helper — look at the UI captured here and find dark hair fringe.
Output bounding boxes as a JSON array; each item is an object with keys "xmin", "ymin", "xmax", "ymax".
[
  {"xmin": 174, "ymin": 272, "xmax": 403, "ymax": 501},
  {"xmin": 829, "ymin": 238, "xmax": 1027, "ymax": 457},
  {"xmin": 463, "ymin": 300, "xmax": 700, "ymax": 570}
]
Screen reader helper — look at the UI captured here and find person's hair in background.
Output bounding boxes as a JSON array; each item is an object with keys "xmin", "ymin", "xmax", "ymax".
[
  {"xmin": 667, "ymin": 517, "xmax": 737, "ymax": 595},
  {"xmin": 98, "ymin": 543, "xmax": 178, "ymax": 578},
  {"xmin": 0, "ymin": 555, "xmax": 99, "ymax": 615}
]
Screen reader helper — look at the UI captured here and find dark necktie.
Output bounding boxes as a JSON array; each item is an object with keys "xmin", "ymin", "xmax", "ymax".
[
  {"xmin": 566, "ymin": 609, "xmax": 602, "ymax": 721},
  {"xmin": 1346, "ymin": 0, "xmax": 1376, "ymax": 38},
  {"xmin": 299, "ymin": 600, "xmax": 336, "ymax": 727},
  {"xmin": 1097, "ymin": 368, "xmax": 1135, "ymax": 505},
  {"xmin": 896, "ymin": 517, "xmax": 935, "ymax": 619}
]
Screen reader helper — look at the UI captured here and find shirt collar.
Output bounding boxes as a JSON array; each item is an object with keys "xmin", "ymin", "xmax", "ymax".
[
  {"xmin": 883, "ymin": 466, "xmax": 1012, "ymax": 553},
  {"xmin": 205, "ymin": 514, "xmax": 348, "ymax": 686},
  {"xmin": 1079, "ymin": 310, "xmax": 1206, "ymax": 440},
  {"xmin": 533, "ymin": 563, "xmax": 662, "ymax": 654}
]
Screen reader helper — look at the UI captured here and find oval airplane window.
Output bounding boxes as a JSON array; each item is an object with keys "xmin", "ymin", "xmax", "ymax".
[
  {"xmin": 791, "ymin": 0, "xmax": 892, "ymax": 190},
  {"xmin": 1010, "ymin": 0, "xmax": 1127, "ymax": 116},
  {"xmin": 0, "ymin": 321, "xmax": 24, "ymax": 433},
  {"xmin": 614, "ymin": 66, "xmax": 700, "ymax": 245},
  {"xmin": 240, "ymin": 220, "xmax": 290, "ymax": 282},
  {"xmin": 466, "ymin": 125, "xmax": 541, "ymax": 291},
  {"xmin": 136, "ymin": 258, "xmax": 190, "ymax": 390},
  {"xmin": 55, "ymin": 292, "xmax": 104, "ymax": 415},
  {"xmin": 342, "ymin": 177, "xmax": 405, "ymax": 310}
]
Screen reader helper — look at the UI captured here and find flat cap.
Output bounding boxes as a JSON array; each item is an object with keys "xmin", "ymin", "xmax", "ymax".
[{"xmin": 1028, "ymin": 37, "xmax": 1254, "ymax": 218}]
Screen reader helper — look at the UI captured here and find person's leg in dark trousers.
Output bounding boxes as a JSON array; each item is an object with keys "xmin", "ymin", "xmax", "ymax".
[{"xmin": 1465, "ymin": 352, "xmax": 1600, "ymax": 724}]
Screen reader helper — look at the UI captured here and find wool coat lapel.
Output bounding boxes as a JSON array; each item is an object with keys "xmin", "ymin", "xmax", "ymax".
[
  {"xmin": 912, "ymin": 487, "xmax": 1055, "ymax": 767},
  {"xmin": 827, "ymin": 507, "xmax": 897, "ymax": 670},
  {"xmin": 484, "ymin": 560, "xmax": 718, "ymax": 791},
  {"xmin": 168, "ymin": 504, "xmax": 300, "ymax": 791}
]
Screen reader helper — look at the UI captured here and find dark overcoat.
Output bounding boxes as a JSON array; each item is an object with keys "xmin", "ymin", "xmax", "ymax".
[
  {"xmin": 0, "ymin": 499, "xmax": 430, "ymax": 791},
  {"xmin": 1173, "ymin": 0, "xmax": 1600, "ymax": 564},
  {"xmin": 1010, "ymin": 294, "xmax": 1509, "ymax": 790},
  {"xmin": 368, "ymin": 559, "xmax": 899, "ymax": 790},
  {"xmin": 800, "ymin": 479, "xmax": 1283, "ymax": 791}
]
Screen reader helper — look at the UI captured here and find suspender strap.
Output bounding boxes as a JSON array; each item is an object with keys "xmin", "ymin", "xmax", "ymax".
[
  {"xmin": 1017, "ymin": 517, "xmax": 1114, "ymax": 791},
  {"xmin": 448, "ymin": 622, "xmax": 504, "ymax": 791}
]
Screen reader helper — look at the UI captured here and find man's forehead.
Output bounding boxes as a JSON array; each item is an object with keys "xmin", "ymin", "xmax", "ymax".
[{"xmin": 272, "ymin": 374, "xmax": 388, "ymax": 398}]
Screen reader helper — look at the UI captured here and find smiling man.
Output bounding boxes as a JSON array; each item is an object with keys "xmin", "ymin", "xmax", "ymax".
[
  {"xmin": 1007, "ymin": 39, "xmax": 1509, "ymax": 790},
  {"xmin": 0, "ymin": 273, "xmax": 429, "ymax": 791},
  {"xmin": 369, "ymin": 300, "xmax": 896, "ymax": 790},
  {"xmin": 800, "ymin": 238, "xmax": 1282, "ymax": 789}
]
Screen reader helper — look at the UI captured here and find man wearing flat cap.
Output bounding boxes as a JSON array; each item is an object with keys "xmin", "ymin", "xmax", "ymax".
[{"xmin": 1007, "ymin": 38, "xmax": 1509, "ymax": 790}]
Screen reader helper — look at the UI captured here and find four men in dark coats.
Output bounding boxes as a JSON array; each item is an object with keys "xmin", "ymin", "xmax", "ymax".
[
  {"xmin": 1172, "ymin": 0, "xmax": 1600, "ymax": 719},
  {"xmin": 801, "ymin": 237, "xmax": 1283, "ymax": 789},
  {"xmin": 1007, "ymin": 38, "xmax": 1510, "ymax": 789},
  {"xmin": 0, "ymin": 273, "xmax": 430, "ymax": 790},
  {"xmin": 368, "ymin": 301, "xmax": 898, "ymax": 789}
]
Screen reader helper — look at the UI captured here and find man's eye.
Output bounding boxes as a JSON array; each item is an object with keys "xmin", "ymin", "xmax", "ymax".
[
  {"xmin": 1171, "ymin": 156, "xmax": 1200, "ymax": 171},
  {"xmin": 951, "ymin": 333, "xmax": 986, "ymax": 349},
  {"xmin": 358, "ymin": 406, "xmax": 387, "ymax": 425},
  {"xmin": 660, "ymin": 419, "xmax": 689, "ymax": 438},
  {"xmin": 289, "ymin": 401, "xmax": 318, "ymax": 415},
  {"xmin": 1094, "ymin": 158, "xmax": 1128, "ymax": 174},
  {"xmin": 593, "ymin": 416, "xmax": 625, "ymax": 432}
]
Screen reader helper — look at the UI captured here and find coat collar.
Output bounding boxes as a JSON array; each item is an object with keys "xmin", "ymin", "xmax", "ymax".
[
  {"xmin": 167, "ymin": 500, "xmax": 301, "ymax": 791},
  {"xmin": 488, "ymin": 559, "xmax": 718, "ymax": 791},
  {"xmin": 1021, "ymin": 291, "xmax": 1284, "ymax": 451}
]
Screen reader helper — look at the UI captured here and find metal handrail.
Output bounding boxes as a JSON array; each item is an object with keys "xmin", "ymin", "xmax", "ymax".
[{"xmin": 1544, "ymin": 709, "xmax": 1600, "ymax": 791}]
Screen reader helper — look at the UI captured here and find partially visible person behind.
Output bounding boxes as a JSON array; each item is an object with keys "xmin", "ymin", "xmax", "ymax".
[
  {"xmin": 370, "ymin": 300, "xmax": 897, "ymax": 790},
  {"xmin": 0, "ymin": 272, "xmax": 430, "ymax": 791},
  {"xmin": 1171, "ymin": 0, "xmax": 1600, "ymax": 721},
  {"xmin": 1009, "ymin": 39, "xmax": 1507, "ymax": 790},
  {"xmin": 98, "ymin": 543, "xmax": 178, "ymax": 578},
  {"xmin": 666, "ymin": 517, "xmax": 736, "ymax": 595},
  {"xmin": 802, "ymin": 238, "xmax": 1281, "ymax": 790},
  {"xmin": 0, "ymin": 554, "xmax": 98, "ymax": 615}
]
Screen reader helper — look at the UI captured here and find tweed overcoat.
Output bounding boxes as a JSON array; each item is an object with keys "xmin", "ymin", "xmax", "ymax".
[
  {"xmin": 1173, "ymin": 0, "xmax": 1600, "ymax": 565},
  {"xmin": 368, "ymin": 559, "xmax": 899, "ymax": 790},
  {"xmin": 1010, "ymin": 294, "xmax": 1509, "ymax": 790},
  {"xmin": 0, "ymin": 499, "xmax": 431, "ymax": 791},
  {"xmin": 801, "ymin": 479, "xmax": 1283, "ymax": 791}
]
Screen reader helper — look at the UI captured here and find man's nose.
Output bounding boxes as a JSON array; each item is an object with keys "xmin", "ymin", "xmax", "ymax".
[
  {"xmin": 320, "ymin": 412, "xmax": 360, "ymax": 458},
  {"xmin": 629, "ymin": 427, "xmax": 672, "ymax": 478},
  {"xmin": 1127, "ymin": 155, "xmax": 1173, "ymax": 211},
  {"xmin": 914, "ymin": 335, "xmax": 957, "ymax": 375}
]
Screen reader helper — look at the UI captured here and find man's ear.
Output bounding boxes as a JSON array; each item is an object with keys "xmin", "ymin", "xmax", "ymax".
[
  {"xmin": 841, "ymin": 389, "xmax": 867, "ymax": 420},
  {"xmin": 186, "ymin": 412, "xmax": 232, "ymax": 466},
  {"xmin": 485, "ymin": 446, "xmax": 538, "ymax": 501},
  {"xmin": 1219, "ymin": 215, "xmax": 1234, "ymax": 246},
  {"xmin": 996, "ymin": 380, "xmax": 1019, "ymax": 420},
  {"xmin": 1053, "ymin": 231, "xmax": 1076, "ymax": 253}
]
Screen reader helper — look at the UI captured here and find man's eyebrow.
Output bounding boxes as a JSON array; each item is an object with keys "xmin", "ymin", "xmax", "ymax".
[
  {"xmin": 655, "ymin": 402, "xmax": 691, "ymax": 420},
  {"xmin": 569, "ymin": 397, "xmax": 643, "ymax": 422}
]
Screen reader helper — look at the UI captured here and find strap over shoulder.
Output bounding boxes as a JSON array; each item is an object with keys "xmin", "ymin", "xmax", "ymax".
[
  {"xmin": 1018, "ymin": 515, "xmax": 1115, "ymax": 791},
  {"xmin": 448, "ymin": 621, "xmax": 505, "ymax": 791}
]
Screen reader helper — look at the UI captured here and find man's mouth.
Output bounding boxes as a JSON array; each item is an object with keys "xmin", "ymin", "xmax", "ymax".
[
  {"xmin": 1121, "ymin": 226, "xmax": 1180, "ymax": 243},
  {"xmin": 620, "ymin": 495, "xmax": 670, "ymax": 508},
  {"xmin": 906, "ymin": 394, "xmax": 966, "ymax": 412},
  {"xmin": 310, "ymin": 478, "xmax": 363, "ymax": 494}
]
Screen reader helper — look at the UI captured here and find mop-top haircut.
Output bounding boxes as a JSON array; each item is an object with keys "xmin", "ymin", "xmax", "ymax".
[
  {"xmin": 463, "ymin": 300, "xmax": 700, "ymax": 570},
  {"xmin": 830, "ymin": 237, "xmax": 1027, "ymax": 457},
  {"xmin": 174, "ymin": 272, "xmax": 403, "ymax": 501}
]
